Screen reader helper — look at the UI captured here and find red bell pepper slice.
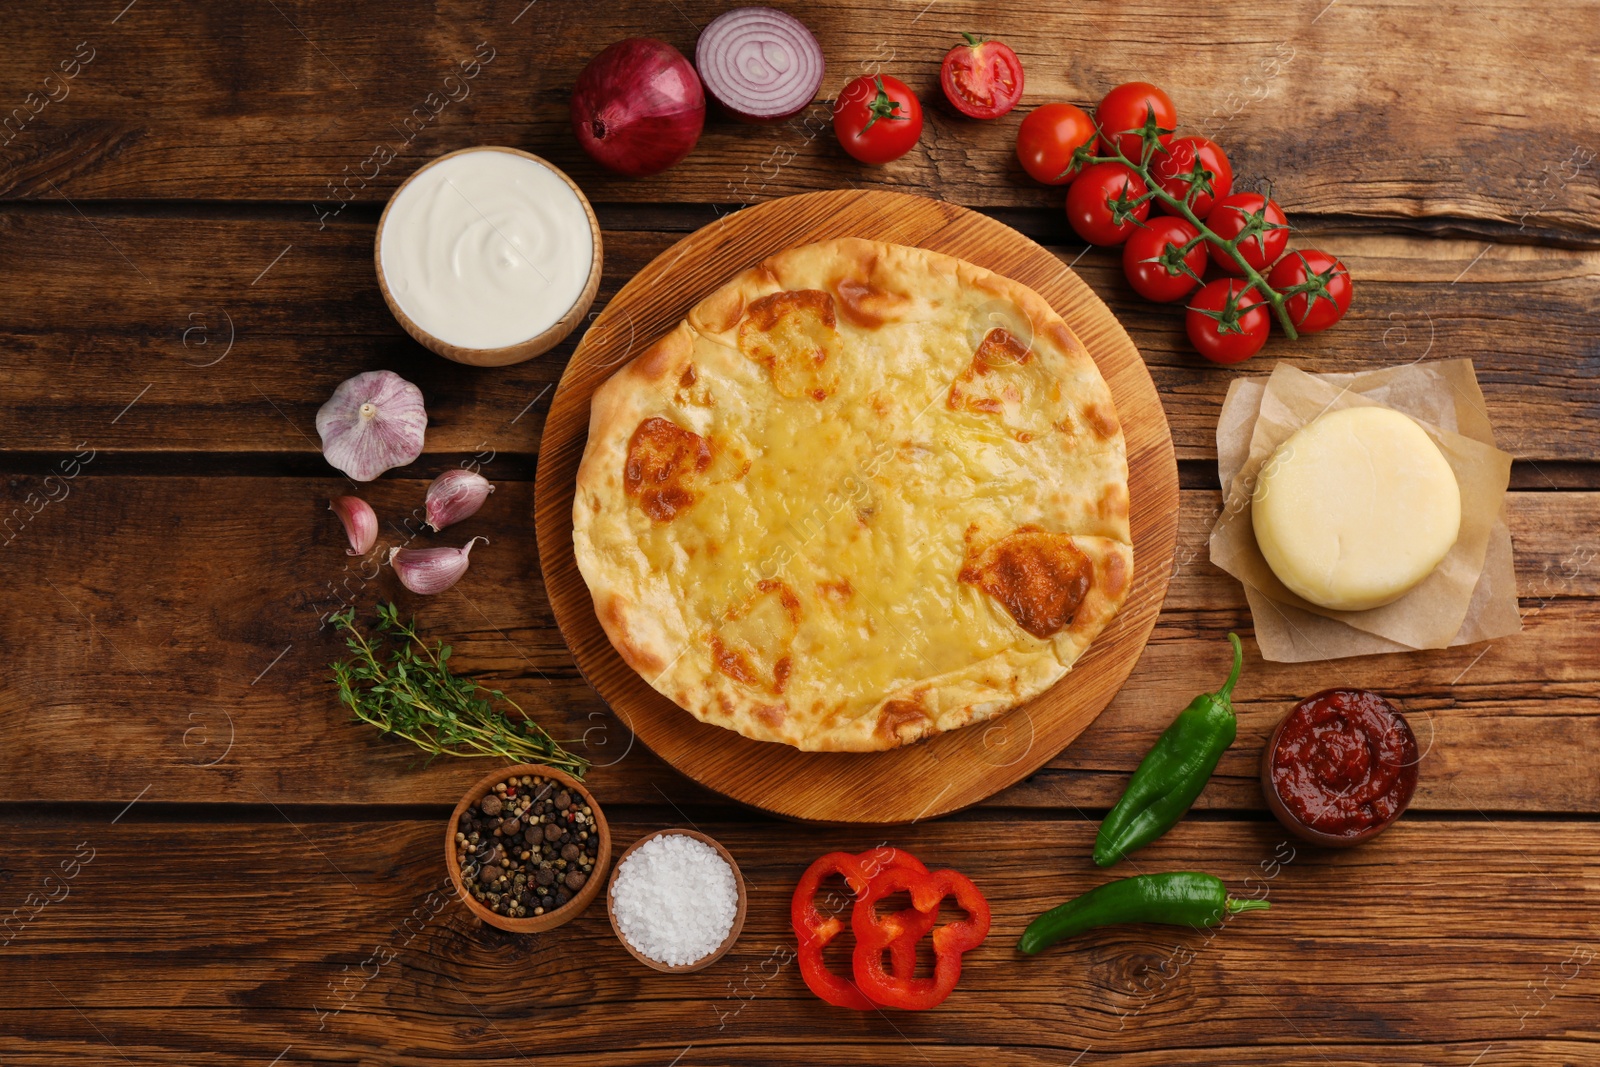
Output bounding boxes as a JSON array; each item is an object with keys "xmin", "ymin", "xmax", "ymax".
[
  {"xmin": 791, "ymin": 848, "xmax": 932, "ymax": 1011},
  {"xmin": 851, "ymin": 864, "xmax": 991, "ymax": 1011}
]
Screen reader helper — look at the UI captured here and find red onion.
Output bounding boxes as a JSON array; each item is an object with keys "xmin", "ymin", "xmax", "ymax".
[
  {"xmin": 695, "ymin": 7, "xmax": 824, "ymax": 122},
  {"xmin": 571, "ymin": 38, "xmax": 705, "ymax": 177}
]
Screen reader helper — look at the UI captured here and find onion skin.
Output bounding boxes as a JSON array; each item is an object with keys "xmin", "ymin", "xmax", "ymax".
[{"xmin": 571, "ymin": 38, "xmax": 705, "ymax": 177}]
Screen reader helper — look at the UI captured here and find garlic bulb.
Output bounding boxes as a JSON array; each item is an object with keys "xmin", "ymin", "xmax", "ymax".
[
  {"xmin": 329, "ymin": 496, "xmax": 378, "ymax": 555},
  {"xmin": 316, "ymin": 370, "xmax": 428, "ymax": 482},
  {"xmin": 425, "ymin": 469, "xmax": 495, "ymax": 531},
  {"xmin": 389, "ymin": 537, "xmax": 486, "ymax": 595}
]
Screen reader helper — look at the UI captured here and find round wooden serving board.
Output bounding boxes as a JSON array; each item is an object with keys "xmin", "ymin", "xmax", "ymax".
[{"xmin": 535, "ymin": 190, "xmax": 1178, "ymax": 824}]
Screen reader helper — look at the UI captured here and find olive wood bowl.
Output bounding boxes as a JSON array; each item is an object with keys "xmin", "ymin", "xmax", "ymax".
[
  {"xmin": 444, "ymin": 763, "xmax": 611, "ymax": 933},
  {"xmin": 606, "ymin": 829, "xmax": 747, "ymax": 973},
  {"xmin": 375, "ymin": 146, "xmax": 603, "ymax": 367}
]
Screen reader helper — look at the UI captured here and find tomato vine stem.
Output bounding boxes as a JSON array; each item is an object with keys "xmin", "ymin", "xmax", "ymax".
[{"xmin": 1070, "ymin": 117, "xmax": 1302, "ymax": 341}]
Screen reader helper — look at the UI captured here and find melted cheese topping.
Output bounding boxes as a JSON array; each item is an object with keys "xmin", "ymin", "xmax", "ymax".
[
  {"xmin": 627, "ymin": 311, "xmax": 1116, "ymax": 719},
  {"xmin": 574, "ymin": 240, "xmax": 1132, "ymax": 750}
]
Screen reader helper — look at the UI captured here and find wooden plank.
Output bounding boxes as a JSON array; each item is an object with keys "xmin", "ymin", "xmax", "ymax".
[
  {"xmin": 1, "ymin": 474, "xmax": 1595, "ymax": 810},
  {"xmin": 2, "ymin": 1, "xmax": 1597, "ymax": 235},
  {"xmin": 0, "ymin": 210, "xmax": 1596, "ymax": 461},
  {"xmin": 0, "ymin": 817, "xmax": 1594, "ymax": 1065}
]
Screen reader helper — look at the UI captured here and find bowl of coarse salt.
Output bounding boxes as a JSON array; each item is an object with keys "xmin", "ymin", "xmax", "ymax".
[{"xmin": 606, "ymin": 829, "xmax": 746, "ymax": 973}]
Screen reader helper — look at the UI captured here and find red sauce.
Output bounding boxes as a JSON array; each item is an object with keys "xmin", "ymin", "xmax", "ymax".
[{"xmin": 1269, "ymin": 689, "xmax": 1419, "ymax": 839}]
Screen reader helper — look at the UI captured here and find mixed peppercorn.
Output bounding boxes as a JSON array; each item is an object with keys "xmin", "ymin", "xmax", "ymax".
[{"xmin": 455, "ymin": 774, "xmax": 599, "ymax": 919}]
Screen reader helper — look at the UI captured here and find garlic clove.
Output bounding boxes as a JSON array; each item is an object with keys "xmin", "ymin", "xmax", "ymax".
[
  {"xmin": 388, "ymin": 536, "xmax": 487, "ymax": 595},
  {"xmin": 425, "ymin": 469, "xmax": 495, "ymax": 531},
  {"xmin": 329, "ymin": 496, "xmax": 378, "ymax": 556},
  {"xmin": 316, "ymin": 370, "xmax": 428, "ymax": 482}
]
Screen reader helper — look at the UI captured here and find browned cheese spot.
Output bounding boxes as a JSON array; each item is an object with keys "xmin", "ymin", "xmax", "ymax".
[
  {"xmin": 1098, "ymin": 482, "xmax": 1130, "ymax": 525},
  {"xmin": 1100, "ymin": 548, "xmax": 1130, "ymax": 602},
  {"xmin": 875, "ymin": 698, "xmax": 932, "ymax": 746},
  {"xmin": 679, "ymin": 363, "xmax": 697, "ymax": 387},
  {"xmin": 709, "ymin": 635, "xmax": 760, "ymax": 687},
  {"xmin": 834, "ymin": 268, "xmax": 910, "ymax": 329},
  {"xmin": 1083, "ymin": 401, "xmax": 1121, "ymax": 441},
  {"xmin": 948, "ymin": 327, "xmax": 1034, "ymax": 414},
  {"xmin": 816, "ymin": 577, "xmax": 855, "ymax": 603},
  {"xmin": 623, "ymin": 416, "xmax": 712, "ymax": 523},
  {"xmin": 960, "ymin": 526, "xmax": 1094, "ymax": 639},
  {"xmin": 709, "ymin": 578, "xmax": 802, "ymax": 693},
  {"xmin": 737, "ymin": 289, "xmax": 841, "ymax": 401},
  {"xmin": 1044, "ymin": 321, "xmax": 1081, "ymax": 358}
]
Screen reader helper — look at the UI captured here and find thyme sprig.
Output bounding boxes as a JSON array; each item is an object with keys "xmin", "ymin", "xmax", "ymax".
[{"xmin": 329, "ymin": 603, "xmax": 589, "ymax": 776}]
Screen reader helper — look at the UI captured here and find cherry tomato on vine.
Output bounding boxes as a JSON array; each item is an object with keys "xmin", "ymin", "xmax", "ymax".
[
  {"xmin": 1066, "ymin": 162, "xmax": 1150, "ymax": 246},
  {"xmin": 1152, "ymin": 136, "xmax": 1234, "ymax": 220},
  {"xmin": 834, "ymin": 75, "xmax": 923, "ymax": 164},
  {"xmin": 1207, "ymin": 193, "xmax": 1289, "ymax": 274},
  {"xmin": 1016, "ymin": 103, "xmax": 1097, "ymax": 185},
  {"xmin": 1095, "ymin": 81, "xmax": 1176, "ymax": 162},
  {"xmin": 1186, "ymin": 279, "xmax": 1271, "ymax": 364},
  {"xmin": 1268, "ymin": 249, "xmax": 1353, "ymax": 333},
  {"xmin": 940, "ymin": 33, "xmax": 1025, "ymax": 119},
  {"xmin": 1122, "ymin": 217, "xmax": 1208, "ymax": 303}
]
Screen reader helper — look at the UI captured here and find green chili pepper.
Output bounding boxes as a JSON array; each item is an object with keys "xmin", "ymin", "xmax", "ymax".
[
  {"xmin": 1017, "ymin": 872, "xmax": 1269, "ymax": 954},
  {"xmin": 1094, "ymin": 632, "xmax": 1244, "ymax": 867}
]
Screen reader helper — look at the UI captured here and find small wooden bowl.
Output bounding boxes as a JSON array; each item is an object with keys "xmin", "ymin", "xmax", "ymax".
[
  {"xmin": 606, "ymin": 829, "xmax": 747, "ymax": 973},
  {"xmin": 375, "ymin": 146, "xmax": 603, "ymax": 367},
  {"xmin": 444, "ymin": 763, "xmax": 611, "ymax": 933},
  {"xmin": 1260, "ymin": 691, "xmax": 1419, "ymax": 848}
]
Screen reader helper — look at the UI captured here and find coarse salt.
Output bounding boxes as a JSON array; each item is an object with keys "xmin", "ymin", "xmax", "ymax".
[{"xmin": 611, "ymin": 833, "xmax": 739, "ymax": 967}]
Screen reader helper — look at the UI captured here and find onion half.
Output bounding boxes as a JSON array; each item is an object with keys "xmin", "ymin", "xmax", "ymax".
[{"xmin": 695, "ymin": 7, "xmax": 825, "ymax": 123}]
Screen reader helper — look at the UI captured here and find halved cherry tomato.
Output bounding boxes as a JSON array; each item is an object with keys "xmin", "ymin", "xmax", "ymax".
[
  {"xmin": 1268, "ymin": 249, "xmax": 1353, "ymax": 333},
  {"xmin": 1123, "ymin": 217, "xmax": 1207, "ymax": 303},
  {"xmin": 1016, "ymin": 103, "xmax": 1097, "ymax": 185},
  {"xmin": 834, "ymin": 75, "xmax": 923, "ymax": 165},
  {"xmin": 1186, "ymin": 279, "xmax": 1271, "ymax": 363},
  {"xmin": 1152, "ymin": 136, "xmax": 1234, "ymax": 220},
  {"xmin": 1207, "ymin": 193, "xmax": 1289, "ymax": 275},
  {"xmin": 1095, "ymin": 81, "xmax": 1175, "ymax": 162},
  {"xmin": 940, "ymin": 33, "xmax": 1024, "ymax": 120},
  {"xmin": 1066, "ymin": 162, "xmax": 1149, "ymax": 246}
]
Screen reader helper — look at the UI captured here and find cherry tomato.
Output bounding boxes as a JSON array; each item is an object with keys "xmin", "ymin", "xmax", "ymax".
[
  {"xmin": 940, "ymin": 33, "xmax": 1025, "ymax": 119},
  {"xmin": 1095, "ymin": 81, "xmax": 1176, "ymax": 162},
  {"xmin": 1122, "ymin": 217, "xmax": 1207, "ymax": 303},
  {"xmin": 1207, "ymin": 193, "xmax": 1289, "ymax": 274},
  {"xmin": 1065, "ymin": 162, "xmax": 1150, "ymax": 246},
  {"xmin": 1268, "ymin": 249, "xmax": 1353, "ymax": 333},
  {"xmin": 1186, "ymin": 279, "xmax": 1271, "ymax": 363},
  {"xmin": 1152, "ymin": 136, "xmax": 1234, "ymax": 220},
  {"xmin": 834, "ymin": 75, "xmax": 923, "ymax": 165},
  {"xmin": 1016, "ymin": 103, "xmax": 1097, "ymax": 185}
]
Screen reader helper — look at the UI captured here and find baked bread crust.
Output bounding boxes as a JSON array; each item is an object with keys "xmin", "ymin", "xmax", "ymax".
[{"xmin": 573, "ymin": 238, "xmax": 1132, "ymax": 751}]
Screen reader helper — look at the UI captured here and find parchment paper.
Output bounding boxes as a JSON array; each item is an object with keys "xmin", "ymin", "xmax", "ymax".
[{"xmin": 1208, "ymin": 360, "xmax": 1520, "ymax": 663}]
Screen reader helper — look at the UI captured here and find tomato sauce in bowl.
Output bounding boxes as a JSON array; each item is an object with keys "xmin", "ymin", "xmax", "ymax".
[{"xmin": 1261, "ymin": 689, "xmax": 1419, "ymax": 846}]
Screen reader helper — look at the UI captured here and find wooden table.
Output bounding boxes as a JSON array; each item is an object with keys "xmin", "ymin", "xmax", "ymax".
[{"xmin": 2, "ymin": 3, "xmax": 1596, "ymax": 1064}]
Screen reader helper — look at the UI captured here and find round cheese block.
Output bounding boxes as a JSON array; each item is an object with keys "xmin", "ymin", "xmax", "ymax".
[{"xmin": 1252, "ymin": 406, "xmax": 1461, "ymax": 612}]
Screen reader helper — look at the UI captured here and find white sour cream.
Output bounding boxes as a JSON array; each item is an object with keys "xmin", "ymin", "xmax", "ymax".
[{"xmin": 379, "ymin": 148, "xmax": 595, "ymax": 351}]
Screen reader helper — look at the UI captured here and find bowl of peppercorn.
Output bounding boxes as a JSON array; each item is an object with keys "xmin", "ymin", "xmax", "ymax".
[{"xmin": 444, "ymin": 764, "xmax": 611, "ymax": 933}]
